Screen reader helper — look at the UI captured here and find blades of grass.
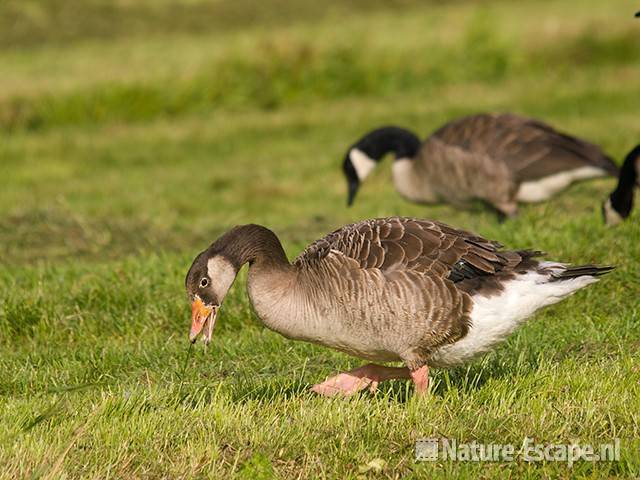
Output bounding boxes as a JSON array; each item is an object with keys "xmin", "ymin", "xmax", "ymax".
[
  {"xmin": 46, "ymin": 381, "xmax": 107, "ymax": 395},
  {"xmin": 176, "ymin": 342, "xmax": 194, "ymax": 404},
  {"xmin": 21, "ymin": 396, "xmax": 67, "ymax": 433},
  {"xmin": 40, "ymin": 401, "xmax": 105, "ymax": 480}
]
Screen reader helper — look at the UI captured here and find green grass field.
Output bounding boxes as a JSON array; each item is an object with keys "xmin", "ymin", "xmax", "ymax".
[{"xmin": 1, "ymin": 0, "xmax": 639, "ymax": 477}]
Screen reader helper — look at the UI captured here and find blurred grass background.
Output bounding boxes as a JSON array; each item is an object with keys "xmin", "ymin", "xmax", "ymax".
[{"xmin": 0, "ymin": 0, "xmax": 639, "ymax": 478}]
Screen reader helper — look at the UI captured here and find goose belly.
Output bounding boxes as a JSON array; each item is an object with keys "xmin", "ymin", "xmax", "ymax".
[
  {"xmin": 428, "ymin": 268, "xmax": 598, "ymax": 368},
  {"xmin": 274, "ymin": 308, "xmax": 403, "ymax": 363},
  {"xmin": 516, "ymin": 166, "xmax": 607, "ymax": 202}
]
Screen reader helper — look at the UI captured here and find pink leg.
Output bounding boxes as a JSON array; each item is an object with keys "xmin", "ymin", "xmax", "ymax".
[
  {"xmin": 311, "ymin": 364, "xmax": 411, "ymax": 397},
  {"xmin": 411, "ymin": 365, "xmax": 430, "ymax": 395}
]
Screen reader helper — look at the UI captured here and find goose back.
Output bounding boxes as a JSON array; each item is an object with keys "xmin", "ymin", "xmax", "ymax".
[{"xmin": 428, "ymin": 113, "xmax": 618, "ymax": 181}]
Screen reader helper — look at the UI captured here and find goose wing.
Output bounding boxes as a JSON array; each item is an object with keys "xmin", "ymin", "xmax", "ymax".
[
  {"xmin": 431, "ymin": 113, "xmax": 618, "ymax": 180},
  {"xmin": 295, "ymin": 217, "xmax": 528, "ymax": 289}
]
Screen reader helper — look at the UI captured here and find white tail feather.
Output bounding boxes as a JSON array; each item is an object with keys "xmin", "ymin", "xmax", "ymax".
[{"xmin": 429, "ymin": 266, "xmax": 599, "ymax": 367}]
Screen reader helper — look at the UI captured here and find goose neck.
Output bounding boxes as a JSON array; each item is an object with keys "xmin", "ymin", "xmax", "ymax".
[
  {"xmin": 609, "ymin": 144, "xmax": 640, "ymax": 216},
  {"xmin": 214, "ymin": 224, "xmax": 290, "ymax": 271},
  {"xmin": 355, "ymin": 126, "xmax": 421, "ymax": 161}
]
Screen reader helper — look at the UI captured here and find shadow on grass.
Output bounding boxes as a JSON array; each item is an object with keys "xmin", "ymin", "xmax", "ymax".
[
  {"xmin": 199, "ymin": 351, "xmax": 538, "ymax": 404},
  {"xmin": 219, "ymin": 336, "xmax": 626, "ymax": 403},
  {"xmin": 0, "ymin": 206, "xmax": 208, "ymax": 266},
  {"xmin": 0, "ymin": 206, "xmax": 337, "ymax": 267}
]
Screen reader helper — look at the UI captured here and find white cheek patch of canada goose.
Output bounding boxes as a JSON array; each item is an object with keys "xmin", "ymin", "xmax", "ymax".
[
  {"xmin": 342, "ymin": 114, "xmax": 638, "ymax": 223},
  {"xmin": 185, "ymin": 218, "xmax": 613, "ymax": 397},
  {"xmin": 349, "ymin": 148, "xmax": 377, "ymax": 181}
]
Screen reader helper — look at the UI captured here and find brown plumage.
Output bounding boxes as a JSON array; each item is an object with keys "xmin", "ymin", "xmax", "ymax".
[
  {"xmin": 186, "ymin": 217, "xmax": 612, "ymax": 396},
  {"xmin": 431, "ymin": 114, "xmax": 618, "ymax": 179},
  {"xmin": 343, "ymin": 113, "xmax": 620, "ymax": 218},
  {"xmin": 293, "ymin": 218, "xmax": 530, "ymax": 363}
]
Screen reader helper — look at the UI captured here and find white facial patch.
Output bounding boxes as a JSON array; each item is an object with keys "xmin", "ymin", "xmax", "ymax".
[
  {"xmin": 206, "ymin": 256, "xmax": 237, "ymax": 303},
  {"xmin": 349, "ymin": 148, "xmax": 377, "ymax": 181}
]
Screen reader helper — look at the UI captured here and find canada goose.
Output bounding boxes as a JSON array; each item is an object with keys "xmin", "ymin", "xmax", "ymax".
[
  {"xmin": 342, "ymin": 113, "xmax": 622, "ymax": 219},
  {"xmin": 602, "ymin": 144, "xmax": 640, "ymax": 225},
  {"xmin": 185, "ymin": 217, "xmax": 612, "ymax": 397}
]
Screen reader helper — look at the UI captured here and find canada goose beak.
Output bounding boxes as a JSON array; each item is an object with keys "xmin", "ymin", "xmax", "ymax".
[
  {"xmin": 347, "ymin": 181, "xmax": 359, "ymax": 207},
  {"xmin": 189, "ymin": 297, "xmax": 218, "ymax": 344}
]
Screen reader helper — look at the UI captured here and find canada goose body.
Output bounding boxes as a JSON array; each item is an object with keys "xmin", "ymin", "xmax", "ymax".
[
  {"xmin": 186, "ymin": 218, "xmax": 612, "ymax": 396},
  {"xmin": 343, "ymin": 113, "xmax": 629, "ymax": 219}
]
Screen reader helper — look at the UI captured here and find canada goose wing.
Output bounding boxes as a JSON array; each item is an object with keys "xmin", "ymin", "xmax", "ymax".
[
  {"xmin": 431, "ymin": 113, "xmax": 618, "ymax": 180},
  {"xmin": 295, "ymin": 217, "xmax": 526, "ymax": 288}
]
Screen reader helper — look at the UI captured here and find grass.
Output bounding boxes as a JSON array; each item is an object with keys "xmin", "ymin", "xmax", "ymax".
[{"xmin": 1, "ymin": 0, "xmax": 639, "ymax": 477}]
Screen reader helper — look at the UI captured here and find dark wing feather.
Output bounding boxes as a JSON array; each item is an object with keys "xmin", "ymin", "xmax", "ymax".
[{"xmin": 431, "ymin": 113, "xmax": 618, "ymax": 180}]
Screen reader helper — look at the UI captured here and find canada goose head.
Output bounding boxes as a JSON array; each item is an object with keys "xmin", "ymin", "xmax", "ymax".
[
  {"xmin": 342, "ymin": 126, "xmax": 421, "ymax": 206},
  {"xmin": 602, "ymin": 144, "xmax": 640, "ymax": 226},
  {"xmin": 185, "ymin": 251, "xmax": 238, "ymax": 343},
  {"xmin": 185, "ymin": 225, "xmax": 289, "ymax": 343}
]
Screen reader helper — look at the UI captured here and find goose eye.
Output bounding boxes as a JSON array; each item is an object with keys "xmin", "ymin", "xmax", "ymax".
[{"xmin": 199, "ymin": 278, "xmax": 209, "ymax": 288}]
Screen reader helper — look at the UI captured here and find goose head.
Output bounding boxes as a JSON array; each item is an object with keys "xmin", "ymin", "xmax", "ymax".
[
  {"xmin": 185, "ymin": 251, "xmax": 238, "ymax": 344},
  {"xmin": 341, "ymin": 126, "xmax": 421, "ymax": 206},
  {"xmin": 343, "ymin": 147, "xmax": 376, "ymax": 206},
  {"xmin": 184, "ymin": 224, "xmax": 288, "ymax": 343}
]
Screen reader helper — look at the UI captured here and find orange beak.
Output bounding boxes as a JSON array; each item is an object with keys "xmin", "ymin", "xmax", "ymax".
[{"xmin": 189, "ymin": 297, "xmax": 217, "ymax": 344}]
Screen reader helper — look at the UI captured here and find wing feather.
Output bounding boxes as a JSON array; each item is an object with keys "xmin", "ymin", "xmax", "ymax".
[
  {"xmin": 294, "ymin": 217, "xmax": 530, "ymax": 291},
  {"xmin": 431, "ymin": 113, "xmax": 618, "ymax": 179}
]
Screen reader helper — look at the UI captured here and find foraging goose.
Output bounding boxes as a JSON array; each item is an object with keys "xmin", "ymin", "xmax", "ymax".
[
  {"xmin": 602, "ymin": 144, "xmax": 640, "ymax": 225},
  {"xmin": 342, "ymin": 113, "xmax": 623, "ymax": 219},
  {"xmin": 185, "ymin": 218, "xmax": 612, "ymax": 396}
]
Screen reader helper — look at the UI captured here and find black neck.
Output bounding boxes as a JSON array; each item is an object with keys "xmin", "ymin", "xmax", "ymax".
[
  {"xmin": 609, "ymin": 144, "xmax": 640, "ymax": 218},
  {"xmin": 353, "ymin": 126, "xmax": 421, "ymax": 161},
  {"xmin": 210, "ymin": 224, "xmax": 289, "ymax": 269}
]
